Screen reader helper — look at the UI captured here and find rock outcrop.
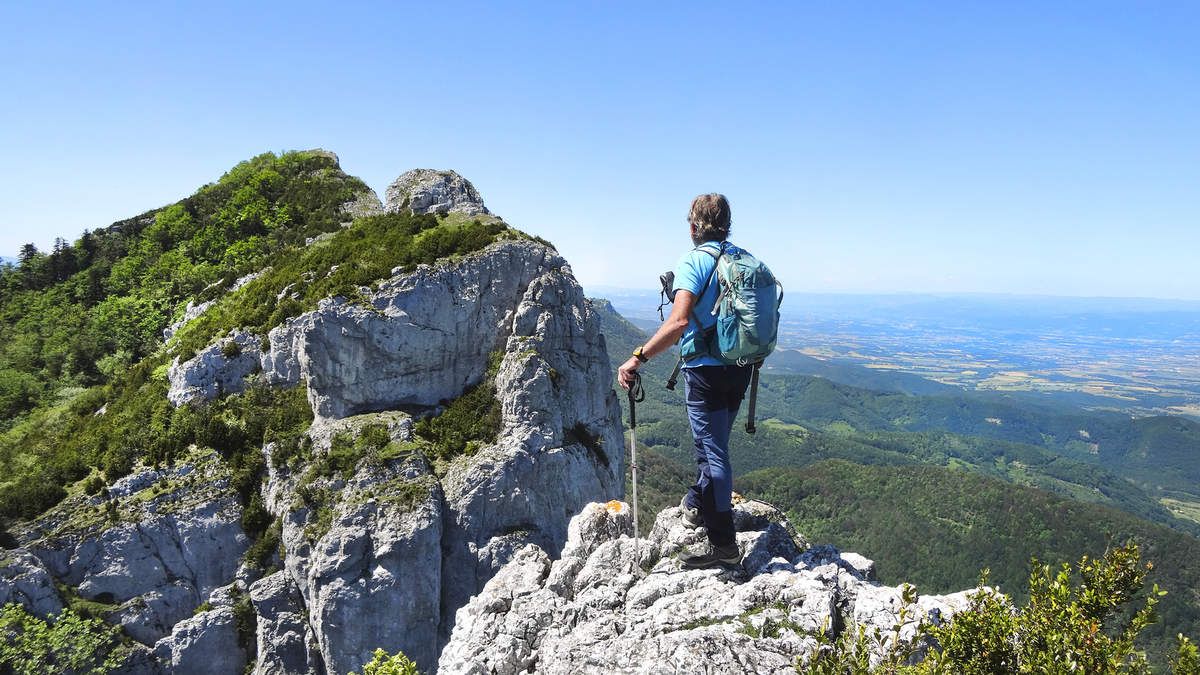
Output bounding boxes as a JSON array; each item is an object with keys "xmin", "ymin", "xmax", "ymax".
[
  {"xmin": 385, "ymin": 169, "xmax": 489, "ymax": 216},
  {"xmin": 439, "ymin": 501, "xmax": 977, "ymax": 674},
  {"xmin": 14, "ymin": 452, "xmax": 250, "ymax": 648},
  {"xmin": 40, "ymin": 219, "xmax": 620, "ymax": 673},
  {"xmin": 168, "ymin": 330, "xmax": 263, "ymax": 406}
]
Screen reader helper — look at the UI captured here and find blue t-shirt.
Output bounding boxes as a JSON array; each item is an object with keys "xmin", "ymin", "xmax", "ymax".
[{"xmin": 672, "ymin": 240, "xmax": 745, "ymax": 368}]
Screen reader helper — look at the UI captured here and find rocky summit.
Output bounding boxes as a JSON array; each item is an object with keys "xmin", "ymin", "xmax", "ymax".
[
  {"xmin": 439, "ymin": 499, "xmax": 975, "ymax": 674},
  {"xmin": 386, "ymin": 169, "xmax": 490, "ymax": 217}
]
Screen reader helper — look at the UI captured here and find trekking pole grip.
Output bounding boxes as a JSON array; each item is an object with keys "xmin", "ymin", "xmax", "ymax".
[{"xmin": 627, "ymin": 371, "xmax": 643, "ymax": 428}]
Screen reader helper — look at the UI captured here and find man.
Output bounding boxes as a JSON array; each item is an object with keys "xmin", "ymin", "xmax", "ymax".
[{"xmin": 617, "ymin": 193, "xmax": 754, "ymax": 569}]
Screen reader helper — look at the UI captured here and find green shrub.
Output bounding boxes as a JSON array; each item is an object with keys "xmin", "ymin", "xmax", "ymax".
[
  {"xmin": 1174, "ymin": 635, "xmax": 1200, "ymax": 674},
  {"xmin": 243, "ymin": 519, "xmax": 281, "ymax": 571},
  {"xmin": 320, "ymin": 423, "xmax": 393, "ymax": 479},
  {"xmin": 804, "ymin": 543, "xmax": 1199, "ymax": 674},
  {"xmin": 220, "ymin": 340, "xmax": 242, "ymax": 359},
  {"xmin": 351, "ymin": 648, "xmax": 421, "ymax": 675},
  {"xmin": 414, "ymin": 352, "xmax": 502, "ymax": 463},
  {"xmin": 82, "ymin": 473, "xmax": 107, "ymax": 496},
  {"xmin": 230, "ymin": 587, "xmax": 256, "ymax": 653},
  {"xmin": 0, "ymin": 603, "xmax": 124, "ymax": 675}
]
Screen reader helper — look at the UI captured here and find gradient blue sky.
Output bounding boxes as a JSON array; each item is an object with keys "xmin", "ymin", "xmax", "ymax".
[{"xmin": 2, "ymin": 2, "xmax": 1197, "ymax": 299}]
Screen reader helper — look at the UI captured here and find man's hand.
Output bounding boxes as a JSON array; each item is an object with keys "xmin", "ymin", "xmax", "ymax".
[
  {"xmin": 614, "ymin": 289, "xmax": 695, "ymax": 390},
  {"xmin": 617, "ymin": 357, "xmax": 641, "ymax": 390}
]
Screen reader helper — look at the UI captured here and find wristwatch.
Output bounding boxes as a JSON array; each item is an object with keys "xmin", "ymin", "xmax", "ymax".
[{"xmin": 633, "ymin": 346, "xmax": 649, "ymax": 363}]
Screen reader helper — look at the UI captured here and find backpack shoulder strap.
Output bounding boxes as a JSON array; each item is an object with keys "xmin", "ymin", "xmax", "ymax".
[{"xmin": 688, "ymin": 242, "xmax": 725, "ymax": 329}]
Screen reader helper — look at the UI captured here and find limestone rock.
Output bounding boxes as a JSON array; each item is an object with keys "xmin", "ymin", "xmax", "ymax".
[
  {"xmin": 0, "ymin": 550, "xmax": 64, "ymax": 618},
  {"xmin": 385, "ymin": 169, "xmax": 489, "ymax": 216},
  {"xmin": 263, "ymin": 416, "xmax": 446, "ymax": 675},
  {"xmin": 167, "ymin": 329, "xmax": 263, "ymax": 406},
  {"xmin": 20, "ymin": 452, "xmax": 248, "ymax": 646},
  {"xmin": 254, "ymin": 238, "xmax": 622, "ymax": 670},
  {"xmin": 152, "ymin": 606, "xmax": 247, "ymax": 674},
  {"xmin": 260, "ymin": 240, "xmax": 581, "ymax": 421},
  {"xmin": 439, "ymin": 501, "xmax": 976, "ymax": 674},
  {"xmin": 250, "ymin": 571, "xmax": 323, "ymax": 675}
]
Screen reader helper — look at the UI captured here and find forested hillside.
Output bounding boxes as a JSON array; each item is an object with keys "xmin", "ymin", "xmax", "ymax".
[
  {"xmin": 740, "ymin": 460, "xmax": 1200, "ymax": 664},
  {"xmin": 595, "ymin": 300, "xmax": 1200, "ymax": 536}
]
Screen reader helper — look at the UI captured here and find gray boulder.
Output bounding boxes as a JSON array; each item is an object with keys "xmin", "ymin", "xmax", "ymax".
[
  {"xmin": 168, "ymin": 329, "xmax": 263, "ymax": 406},
  {"xmin": 152, "ymin": 606, "xmax": 247, "ymax": 675},
  {"xmin": 0, "ymin": 550, "xmax": 64, "ymax": 618},
  {"xmin": 385, "ymin": 169, "xmax": 489, "ymax": 216}
]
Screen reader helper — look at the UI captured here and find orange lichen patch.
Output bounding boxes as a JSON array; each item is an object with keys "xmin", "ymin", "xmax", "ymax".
[
  {"xmin": 731, "ymin": 492, "xmax": 745, "ymax": 505},
  {"xmin": 605, "ymin": 500, "xmax": 627, "ymax": 513}
]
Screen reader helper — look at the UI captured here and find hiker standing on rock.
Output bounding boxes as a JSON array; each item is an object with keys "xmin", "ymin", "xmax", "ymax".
[{"xmin": 618, "ymin": 193, "xmax": 759, "ymax": 569}]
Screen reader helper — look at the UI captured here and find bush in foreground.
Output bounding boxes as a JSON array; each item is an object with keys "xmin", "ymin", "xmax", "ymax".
[
  {"xmin": 807, "ymin": 543, "xmax": 1200, "ymax": 674},
  {"xmin": 0, "ymin": 604, "xmax": 124, "ymax": 675},
  {"xmin": 351, "ymin": 648, "xmax": 421, "ymax": 675}
]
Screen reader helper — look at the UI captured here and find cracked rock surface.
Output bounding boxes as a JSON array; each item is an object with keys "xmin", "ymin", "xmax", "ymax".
[
  {"xmin": 385, "ymin": 169, "xmax": 489, "ymax": 216},
  {"xmin": 439, "ymin": 501, "xmax": 977, "ymax": 675}
]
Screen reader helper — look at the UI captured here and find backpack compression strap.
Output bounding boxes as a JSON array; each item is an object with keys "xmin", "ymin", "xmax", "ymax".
[{"xmin": 745, "ymin": 363, "xmax": 762, "ymax": 434}]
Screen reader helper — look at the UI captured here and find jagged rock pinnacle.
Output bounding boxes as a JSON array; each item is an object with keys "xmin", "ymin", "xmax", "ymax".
[{"xmin": 385, "ymin": 169, "xmax": 489, "ymax": 216}]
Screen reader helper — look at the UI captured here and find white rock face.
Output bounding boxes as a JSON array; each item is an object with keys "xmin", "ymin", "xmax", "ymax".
[
  {"xmin": 385, "ymin": 169, "xmax": 489, "ymax": 216},
  {"xmin": 152, "ymin": 606, "xmax": 247, "ymax": 674},
  {"xmin": 0, "ymin": 551, "xmax": 65, "ymax": 618},
  {"xmin": 17, "ymin": 453, "xmax": 248, "ymax": 647},
  {"xmin": 439, "ymin": 502, "xmax": 977, "ymax": 674},
  {"xmin": 250, "ymin": 571, "xmax": 323, "ymax": 675},
  {"xmin": 261, "ymin": 239, "xmax": 583, "ymax": 421},
  {"xmin": 167, "ymin": 329, "xmax": 263, "ymax": 406}
]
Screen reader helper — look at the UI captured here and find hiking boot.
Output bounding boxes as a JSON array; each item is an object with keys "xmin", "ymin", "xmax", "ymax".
[
  {"xmin": 679, "ymin": 495, "xmax": 703, "ymax": 529},
  {"xmin": 680, "ymin": 543, "xmax": 742, "ymax": 569}
]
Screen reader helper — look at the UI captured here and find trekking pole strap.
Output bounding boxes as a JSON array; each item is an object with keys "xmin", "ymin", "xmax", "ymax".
[
  {"xmin": 745, "ymin": 363, "xmax": 761, "ymax": 434},
  {"xmin": 627, "ymin": 371, "xmax": 644, "ymax": 428}
]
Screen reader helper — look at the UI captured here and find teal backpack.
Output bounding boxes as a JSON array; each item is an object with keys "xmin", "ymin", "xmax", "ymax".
[{"xmin": 667, "ymin": 241, "xmax": 783, "ymax": 432}]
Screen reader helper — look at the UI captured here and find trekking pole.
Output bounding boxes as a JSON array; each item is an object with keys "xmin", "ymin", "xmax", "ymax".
[{"xmin": 626, "ymin": 371, "xmax": 645, "ymax": 553}]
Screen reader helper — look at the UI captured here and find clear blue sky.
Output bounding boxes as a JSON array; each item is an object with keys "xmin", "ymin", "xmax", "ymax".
[{"xmin": 2, "ymin": 2, "xmax": 1197, "ymax": 299}]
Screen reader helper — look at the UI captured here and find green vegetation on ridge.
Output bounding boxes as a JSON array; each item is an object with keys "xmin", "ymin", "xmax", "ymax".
[{"xmin": 0, "ymin": 151, "xmax": 517, "ymax": 531}]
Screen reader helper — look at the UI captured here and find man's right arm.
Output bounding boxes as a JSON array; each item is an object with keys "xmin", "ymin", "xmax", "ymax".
[{"xmin": 617, "ymin": 290, "xmax": 695, "ymax": 389}]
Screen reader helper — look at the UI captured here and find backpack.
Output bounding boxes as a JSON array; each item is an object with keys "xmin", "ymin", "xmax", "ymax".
[{"xmin": 666, "ymin": 241, "xmax": 784, "ymax": 433}]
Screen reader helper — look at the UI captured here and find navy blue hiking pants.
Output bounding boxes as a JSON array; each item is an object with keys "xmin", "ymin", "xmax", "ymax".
[{"xmin": 682, "ymin": 364, "xmax": 754, "ymax": 547}]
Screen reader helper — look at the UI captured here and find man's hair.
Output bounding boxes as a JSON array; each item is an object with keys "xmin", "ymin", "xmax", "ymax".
[{"xmin": 688, "ymin": 193, "xmax": 732, "ymax": 243}]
